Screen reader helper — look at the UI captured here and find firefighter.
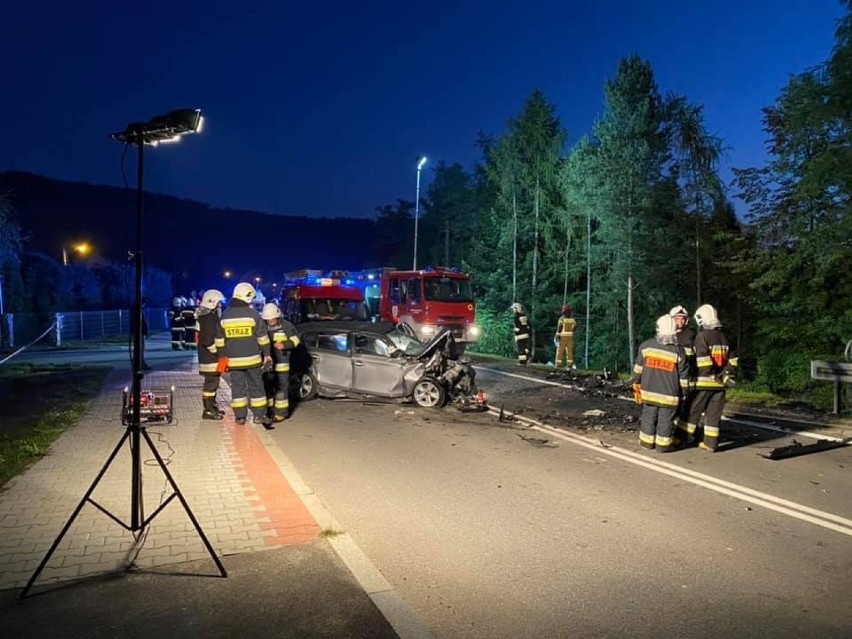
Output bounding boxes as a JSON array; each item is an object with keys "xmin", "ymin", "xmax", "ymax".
[
  {"xmin": 679, "ymin": 304, "xmax": 738, "ymax": 451},
  {"xmin": 554, "ymin": 305, "xmax": 577, "ymax": 369},
  {"xmin": 261, "ymin": 303, "xmax": 300, "ymax": 422},
  {"xmin": 181, "ymin": 299, "xmax": 198, "ymax": 350},
  {"xmin": 632, "ymin": 314, "xmax": 691, "ymax": 452},
  {"xmin": 197, "ymin": 289, "xmax": 226, "ymax": 420},
  {"xmin": 512, "ymin": 303, "xmax": 531, "ymax": 366},
  {"xmin": 670, "ymin": 305, "xmax": 697, "ymax": 434},
  {"xmin": 221, "ymin": 282, "xmax": 273, "ymax": 427},
  {"xmin": 169, "ymin": 297, "xmax": 185, "ymax": 350}
]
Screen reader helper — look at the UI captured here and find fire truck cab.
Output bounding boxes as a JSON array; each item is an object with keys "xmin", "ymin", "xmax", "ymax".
[
  {"xmin": 370, "ymin": 267, "xmax": 480, "ymax": 346},
  {"xmin": 280, "ymin": 270, "xmax": 369, "ymax": 324}
]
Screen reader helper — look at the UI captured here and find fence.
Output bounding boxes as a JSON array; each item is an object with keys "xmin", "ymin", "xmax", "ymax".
[{"xmin": 0, "ymin": 308, "xmax": 170, "ymax": 348}]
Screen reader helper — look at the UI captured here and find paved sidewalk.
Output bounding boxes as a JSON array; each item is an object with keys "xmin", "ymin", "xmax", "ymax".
[{"xmin": 0, "ymin": 356, "xmax": 408, "ymax": 637}]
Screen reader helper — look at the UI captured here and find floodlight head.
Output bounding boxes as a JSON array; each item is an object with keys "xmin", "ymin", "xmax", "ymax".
[
  {"xmin": 110, "ymin": 108, "xmax": 203, "ymax": 146},
  {"xmin": 417, "ymin": 156, "xmax": 427, "ymax": 170}
]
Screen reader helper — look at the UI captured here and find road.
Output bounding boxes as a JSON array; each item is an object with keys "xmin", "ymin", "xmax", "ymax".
[{"xmin": 13, "ymin": 339, "xmax": 852, "ymax": 637}]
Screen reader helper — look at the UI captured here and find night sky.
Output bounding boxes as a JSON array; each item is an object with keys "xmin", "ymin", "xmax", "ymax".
[{"xmin": 1, "ymin": 1, "xmax": 844, "ymax": 219}]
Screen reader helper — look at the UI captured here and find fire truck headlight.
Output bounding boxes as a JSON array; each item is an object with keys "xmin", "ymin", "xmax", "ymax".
[
  {"xmin": 420, "ymin": 325, "xmax": 436, "ymax": 337},
  {"xmin": 468, "ymin": 325, "xmax": 481, "ymax": 338}
]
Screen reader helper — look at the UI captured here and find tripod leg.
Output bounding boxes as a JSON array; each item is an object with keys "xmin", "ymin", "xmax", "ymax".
[
  {"xmin": 20, "ymin": 429, "xmax": 132, "ymax": 598},
  {"xmin": 140, "ymin": 428, "xmax": 228, "ymax": 577}
]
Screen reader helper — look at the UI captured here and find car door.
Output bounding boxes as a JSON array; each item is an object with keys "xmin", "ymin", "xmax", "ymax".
[
  {"xmin": 351, "ymin": 332, "xmax": 406, "ymax": 397},
  {"xmin": 310, "ymin": 331, "xmax": 353, "ymax": 391}
]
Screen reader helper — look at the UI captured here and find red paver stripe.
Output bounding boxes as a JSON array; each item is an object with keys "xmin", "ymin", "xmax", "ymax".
[{"xmin": 226, "ymin": 422, "xmax": 321, "ymax": 547}]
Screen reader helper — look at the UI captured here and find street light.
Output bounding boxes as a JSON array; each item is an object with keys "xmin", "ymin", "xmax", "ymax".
[
  {"xmin": 412, "ymin": 156, "xmax": 427, "ymax": 270},
  {"xmin": 62, "ymin": 241, "xmax": 92, "ymax": 266}
]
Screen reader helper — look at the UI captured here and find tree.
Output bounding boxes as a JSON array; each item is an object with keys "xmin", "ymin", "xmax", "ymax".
[
  {"xmin": 368, "ymin": 199, "xmax": 415, "ymax": 269},
  {"xmin": 420, "ymin": 162, "xmax": 478, "ymax": 267}
]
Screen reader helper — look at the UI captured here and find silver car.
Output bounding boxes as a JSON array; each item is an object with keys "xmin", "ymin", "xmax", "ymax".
[{"xmin": 290, "ymin": 321, "xmax": 478, "ymax": 408}]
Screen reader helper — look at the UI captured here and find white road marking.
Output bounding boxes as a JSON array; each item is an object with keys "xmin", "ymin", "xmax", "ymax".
[
  {"xmin": 488, "ymin": 406, "xmax": 852, "ymax": 538},
  {"xmin": 478, "ymin": 365, "xmax": 850, "ymax": 443}
]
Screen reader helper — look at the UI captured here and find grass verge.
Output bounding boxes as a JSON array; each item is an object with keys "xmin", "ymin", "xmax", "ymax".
[{"xmin": 0, "ymin": 363, "xmax": 110, "ymax": 488}]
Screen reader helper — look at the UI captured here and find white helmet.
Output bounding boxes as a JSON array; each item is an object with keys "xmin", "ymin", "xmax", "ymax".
[
  {"xmin": 512, "ymin": 303, "xmax": 524, "ymax": 313},
  {"xmin": 669, "ymin": 305, "xmax": 688, "ymax": 318},
  {"xmin": 232, "ymin": 282, "xmax": 257, "ymax": 304},
  {"xmin": 694, "ymin": 304, "xmax": 720, "ymax": 329},
  {"xmin": 656, "ymin": 314, "xmax": 677, "ymax": 337},
  {"xmin": 172, "ymin": 297, "xmax": 182, "ymax": 307},
  {"xmin": 261, "ymin": 303, "xmax": 281, "ymax": 320},
  {"xmin": 200, "ymin": 289, "xmax": 225, "ymax": 310}
]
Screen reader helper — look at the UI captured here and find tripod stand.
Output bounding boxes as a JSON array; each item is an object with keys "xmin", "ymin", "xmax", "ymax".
[{"xmin": 22, "ymin": 117, "xmax": 226, "ymax": 597}]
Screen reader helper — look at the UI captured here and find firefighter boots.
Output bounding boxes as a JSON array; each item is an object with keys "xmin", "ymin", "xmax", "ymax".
[{"xmin": 202, "ymin": 399, "xmax": 224, "ymax": 421}]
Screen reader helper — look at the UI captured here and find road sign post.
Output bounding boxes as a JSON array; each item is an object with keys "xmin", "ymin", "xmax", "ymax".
[{"xmin": 810, "ymin": 360, "xmax": 852, "ymax": 415}]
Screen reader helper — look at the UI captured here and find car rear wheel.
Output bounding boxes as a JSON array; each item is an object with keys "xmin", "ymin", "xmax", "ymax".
[
  {"xmin": 291, "ymin": 370, "xmax": 318, "ymax": 400},
  {"xmin": 412, "ymin": 377, "xmax": 445, "ymax": 408}
]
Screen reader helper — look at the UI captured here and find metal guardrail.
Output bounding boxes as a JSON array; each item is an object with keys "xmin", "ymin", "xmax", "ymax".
[{"xmin": 0, "ymin": 308, "xmax": 169, "ymax": 348}]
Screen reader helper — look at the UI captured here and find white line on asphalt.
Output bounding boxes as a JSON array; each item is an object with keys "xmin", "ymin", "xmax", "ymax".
[
  {"xmin": 487, "ymin": 407, "xmax": 852, "ymax": 538},
  {"xmin": 478, "ymin": 366, "xmax": 850, "ymax": 444},
  {"xmin": 257, "ymin": 433, "xmax": 436, "ymax": 639}
]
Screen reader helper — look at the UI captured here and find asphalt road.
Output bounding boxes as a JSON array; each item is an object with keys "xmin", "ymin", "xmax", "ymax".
[
  {"xmin": 12, "ymin": 339, "xmax": 852, "ymax": 637},
  {"xmin": 269, "ymin": 370, "xmax": 852, "ymax": 638}
]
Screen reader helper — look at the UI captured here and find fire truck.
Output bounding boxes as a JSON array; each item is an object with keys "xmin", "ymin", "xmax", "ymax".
[
  {"xmin": 349, "ymin": 266, "xmax": 480, "ymax": 347},
  {"xmin": 279, "ymin": 269, "xmax": 369, "ymax": 324}
]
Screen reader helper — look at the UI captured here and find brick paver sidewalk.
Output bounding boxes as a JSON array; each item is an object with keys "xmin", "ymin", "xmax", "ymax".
[{"xmin": 0, "ymin": 362, "xmax": 320, "ymax": 592}]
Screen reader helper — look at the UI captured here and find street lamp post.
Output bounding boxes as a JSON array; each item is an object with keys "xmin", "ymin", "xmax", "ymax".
[
  {"xmin": 62, "ymin": 241, "xmax": 91, "ymax": 266},
  {"xmin": 412, "ymin": 156, "xmax": 427, "ymax": 270}
]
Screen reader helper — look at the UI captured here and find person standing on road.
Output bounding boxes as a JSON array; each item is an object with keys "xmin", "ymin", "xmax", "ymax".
[
  {"xmin": 221, "ymin": 282, "xmax": 273, "ymax": 427},
  {"xmin": 679, "ymin": 304, "xmax": 738, "ymax": 452},
  {"xmin": 669, "ymin": 305, "xmax": 697, "ymax": 434},
  {"xmin": 181, "ymin": 299, "xmax": 198, "ymax": 350},
  {"xmin": 632, "ymin": 314, "xmax": 691, "ymax": 452},
  {"xmin": 554, "ymin": 305, "xmax": 577, "ymax": 369},
  {"xmin": 197, "ymin": 289, "xmax": 226, "ymax": 420},
  {"xmin": 260, "ymin": 303, "xmax": 300, "ymax": 422},
  {"xmin": 169, "ymin": 297, "xmax": 185, "ymax": 350},
  {"xmin": 512, "ymin": 303, "xmax": 531, "ymax": 366}
]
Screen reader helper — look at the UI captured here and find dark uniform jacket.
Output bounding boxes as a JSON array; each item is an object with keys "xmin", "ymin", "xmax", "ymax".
[
  {"xmin": 221, "ymin": 299, "xmax": 271, "ymax": 369},
  {"xmin": 269, "ymin": 319, "xmax": 300, "ymax": 372},
  {"xmin": 675, "ymin": 326, "xmax": 698, "ymax": 381},
  {"xmin": 197, "ymin": 307, "xmax": 225, "ymax": 374},
  {"xmin": 694, "ymin": 328, "xmax": 738, "ymax": 390},
  {"xmin": 632, "ymin": 338, "xmax": 690, "ymax": 407},
  {"xmin": 514, "ymin": 312, "xmax": 531, "ymax": 339}
]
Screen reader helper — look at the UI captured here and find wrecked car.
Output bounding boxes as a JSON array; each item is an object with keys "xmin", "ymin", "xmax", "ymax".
[{"xmin": 289, "ymin": 321, "xmax": 481, "ymax": 408}]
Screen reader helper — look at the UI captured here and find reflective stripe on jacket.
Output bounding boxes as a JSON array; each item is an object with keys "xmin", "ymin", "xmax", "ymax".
[
  {"xmin": 221, "ymin": 300, "xmax": 271, "ymax": 369},
  {"xmin": 556, "ymin": 316, "xmax": 576, "ymax": 337},
  {"xmin": 632, "ymin": 339, "xmax": 690, "ymax": 407},
  {"xmin": 197, "ymin": 308, "xmax": 225, "ymax": 374},
  {"xmin": 694, "ymin": 328, "xmax": 736, "ymax": 389}
]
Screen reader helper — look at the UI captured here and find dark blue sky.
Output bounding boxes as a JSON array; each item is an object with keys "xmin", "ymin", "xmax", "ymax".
[{"xmin": 1, "ymin": 1, "xmax": 844, "ymax": 219}]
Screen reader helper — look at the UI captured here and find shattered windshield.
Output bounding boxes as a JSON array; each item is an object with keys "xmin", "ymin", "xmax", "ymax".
[
  {"xmin": 423, "ymin": 277, "xmax": 473, "ymax": 302},
  {"xmin": 387, "ymin": 330, "xmax": 425, "ymax": 356},
  {"xmin": 300, "ymin": 299, "xmax": 368, "ymax": 321}
]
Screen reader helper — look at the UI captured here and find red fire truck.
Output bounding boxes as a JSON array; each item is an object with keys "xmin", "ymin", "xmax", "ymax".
[
  {"xmin": 279, "ymin": 270, "xmax": 369, "ymax": 324},
  {"xmin": 350, "ymin": 267, "xmax": 480, "ymax": 347}
]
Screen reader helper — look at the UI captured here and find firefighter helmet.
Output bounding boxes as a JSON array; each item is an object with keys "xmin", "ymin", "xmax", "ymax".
[
  {"xmin": 172, "ymin": 297, "xmax": 182, "ymax": 307},
  {"xmin": 656, "ymin": 314, "xmax": 677, "ymax": 337},
  {"xmin": 200, "ymin": 289, "xmax": 225, "ymax": 310},
  {"xmin": 512, "ymin": 303, "xmax": 524, "ymax": 313},
  {"xmin": 261, "ymin": 303, "xmax": 281, "ymax": 320},
  {"xmin": 694, "ymin": 304, "xmax": 720, "ymax": 329},
  {"xmin": 232, "ymin": 282, "xmax": 256, "ymax": 303},
  {"xmin": 561, "ymin": 305, "xmax": 571, "ymax": 316},
  {"xmin": 669, "ymin": 305, "xmax": 688, "ymax": 318}
]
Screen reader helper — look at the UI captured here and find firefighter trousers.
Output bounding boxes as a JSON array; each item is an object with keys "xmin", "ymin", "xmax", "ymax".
[
  {"xmin": 201, "ymin": 373, "xmax": 221, "ymax": 401},
  {"xmin": 680, "ymin": 389, "xmax": 726, "ymax": 450},
  {"xmin": 263, "ymin": 370, "xmax": 290, "ymax": 420},
  {"xmin": 555, "ymin": 335, "xmax": 574, "ymax": 368},
  {"xmin": 171, "ymin": 326, "xmax": 185, "ymax": 350},
  {"xmin": 639, "ymin": 404, "xmax": 677, "ymax": 450},
  {"xmin": 515, "ymin": 334, "xmax": 530, "ymax": 365},
  {"xmin": 228, "ymin": 367, "xmax": 267, "ymax": 420}
]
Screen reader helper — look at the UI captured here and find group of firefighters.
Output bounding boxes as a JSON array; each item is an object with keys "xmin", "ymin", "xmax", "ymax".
[
  {"xmin": 510, "ymin": 301, "xmax": 737, "ymax": 453},
  {"xmin": 191, "ymin": 282, "xmax": 300, "ymax": 428}
]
